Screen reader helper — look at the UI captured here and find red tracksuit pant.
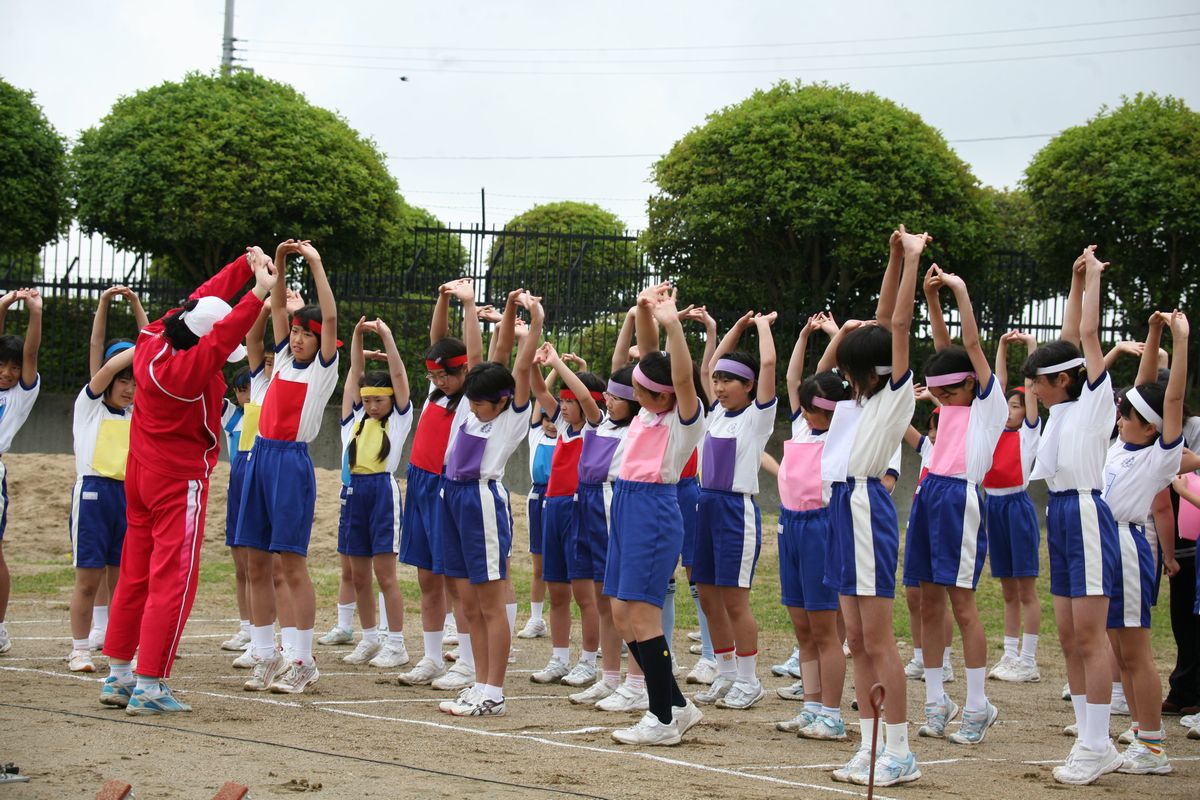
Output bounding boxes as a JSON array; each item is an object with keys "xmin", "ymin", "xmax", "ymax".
[{"xmin": 103, "ymin": 457, "xmax": 208, "ymax": 678}]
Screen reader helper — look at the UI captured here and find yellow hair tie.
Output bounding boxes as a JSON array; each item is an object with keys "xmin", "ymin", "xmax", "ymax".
[{"xmin": 360, "ymin": 387, "xmax": 395, "ymax": 397}]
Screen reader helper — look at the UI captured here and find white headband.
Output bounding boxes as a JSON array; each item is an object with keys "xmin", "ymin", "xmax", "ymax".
[
  {"xmin": 1126, "ymin": 387, "xmax": 1164, "ymax": 431},
  {"xmin": 873, "ymin": 365, "xmax": 893, "ymax": 375},
  {"xmin": 1036, "ymin": 356, "xmax": 1085, "ymax": 375}
]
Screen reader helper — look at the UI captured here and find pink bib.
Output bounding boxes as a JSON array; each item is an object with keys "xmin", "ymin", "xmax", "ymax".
[
  {"xmin": 619, "ymin": 413, "xmax": 670, "ymax": 483},
  {"xmin": 929, "ymin": 404, "xmax": 971, "ymax": 477},
  {"xmin": 779, "ymin": 440, "xmax": 825, "ymax": 511},
  {"xmin": 1179, "ymin": 473, "xmax": 1200, "ymax": 541}
]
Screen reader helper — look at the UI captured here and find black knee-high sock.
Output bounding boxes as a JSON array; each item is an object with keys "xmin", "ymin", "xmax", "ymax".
[
  {"xmin": 637, "ymin": 636, "xmax": 682, "ymax": 724},
  {"xmin": 625, "ymin": 640, "xmax": 643, "ymax": 670}
]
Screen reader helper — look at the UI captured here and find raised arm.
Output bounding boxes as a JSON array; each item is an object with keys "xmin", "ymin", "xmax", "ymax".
[
  {"xmin": 635, "ymin": 282, "xmax": 670, "ymax": 356},
  {"xmin": 1163, "ymin": 311, "xmax": 1189, "ymax": 445},
  {"xmin": 120, "ymin": 286, "xmax": 150, "ymax": 331},
  {"xmin": 270, "ymin": 240, "xmax": 298, "ymax": 348},
  {"xmin": 490, "ymin": 288, "xmax": 524, "ymax": 366},
  {"xmin": 529, "ymin": 361, "xmax": 558, "ymax": 421},
  {"xmin": 994, "ymin": 331, "xmax": 1013, "ymax": 393},
  {"xmin": 89, "ymin": 287, "xmax": 118, "ymax": 377},
  {"xmin": 430, "ymin": 280, "xmax": 457, "ymax": 345},
  {"xmin": 189, "ymin": 250, "xmax": 254, "ymax": 304},
  {"xmin": 245, "ymin": 304, "xmax": 270, "ymax": 373},
  {"xmin": 754, "ymin": 312, "xmax": 778, "ymax": 405},
  {"xmin": 375, "ymin": 317, "xmax": 411, "ymax": 412},
  {"xmin": 698, "ymin": 307, "xmax": 718, "ymax": 401},
  {"xmin": 818, "ymin": 318, "xmax": 862, "ymax": 373},
  {"xmin": 939, "ymin": 267, "xmax": 992, "ymax": 387},
  {"xmin": 451, "ymin": 279, "xmax": 484, "ymax": 369},
  {"xmin": 86, "ymin": 346, "xmax": 135, "ymax": 398},
  {"xmin": 1060, "ymin": 251, "xmax": 1087, "ymax": 346},
  {"xmin": 611, "ymin": 307, "xmax": 637, "ymax": 372},
  {"xmin": 1137, "ymin": 312, "xmax": 1169, "ymax": 386},
  {"xmin": 0, "ymin": 290, "xmax": 17, "ymax": 334},
  {"xmin": 787, "ymin": 317, "xmax": 816, "ymax": 415},
  {"xmin": 1079, "ymin": 245, "xmax": 1106, "ymax": 384},
  {"xmin": 344, "ymin": 316, "xmax": 366, "ymax": 417},
  {"xmin": 923, "ymin": 265, "xmax": 952, "ymax": 351},
  {"xmin": 875, "ymin": 229, "xmax": 904, "ymax": 325},
  {"xmin": 543, "ymin": 343, "xmax": 603, "ymax": 426},
  {"xmin": 712, "ymin": 311, "xmax": 753, "ymax": 367},
  {"xmin": 650, "ymin": 287, "xmax": 700, "ymax": 422},
  {"xmin": 294, "ymin": 242, "xmax": 338, "ymax": 364},
  {"xmin": 512, "ymin": 294, "xmax": 543, "ymax": 409},
  {"xmin": 21, "ymin": 289, "xmax": 41, "ymax": 383},
  {"xmin": 891, "ymin": 226, "xmax": 930, "ymax": 380}
]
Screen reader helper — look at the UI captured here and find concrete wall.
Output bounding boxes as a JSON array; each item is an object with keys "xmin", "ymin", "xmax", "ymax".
[{"xmin": 13, "ymin": 394, "xmax": 1048, "ymax": 517}]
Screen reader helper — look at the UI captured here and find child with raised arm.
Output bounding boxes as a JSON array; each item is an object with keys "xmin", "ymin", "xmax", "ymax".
[
  {"xmin": 1022, "ymin": 246, "xmax": 1122, "ymax": 784},
  {"xmin": 691, "ymin": 309, "xmax": 778, "ymax": 711},
  {"xmin": 517, "ymin": 380, "xmax": 557, "ymax": 641},
  {"xmin": 1102, "ymin": 309, "xmax": 1189, "ymax": 775},
  {"xmin": 0, "ymin": 288, "xmax": 41, "ymax": 657},
  {"xmin": 338, "ymin": 317, "xmax": 414, "ymax": 669},
  {"xmin": 821, "ymin": 226, "xmax": 926, "ymax": 786},
  {"xmin": 984, "ymin": 330, "xmax": 1043, "ymax": 684},
  {"xmin": 904, "ymin": 265, "xmax": 1008, "ymax": 745}
]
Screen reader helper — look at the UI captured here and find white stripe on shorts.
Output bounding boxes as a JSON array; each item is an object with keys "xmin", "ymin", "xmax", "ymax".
[
  {"xmin": 737, "ymin": 495, "xmax": 756, "ymax": 588},
  {"xmin": 602, "ymin": 483, "xmax": 613, "ymax": 536},
  {"xmin": 479, "ymin": 482, "xmax": 501, "ymax": 581},
  {"xmin": 69, "ymin": 478, "xmax": 83, "ymax": 567},
  {"xmin": 850, "ymin": 481, "xmax": 877, "ymax": 596},
  {"xmin": 1077, "ymin": 493, "xmax": 1104, "ymax": 596},
  {"xmin": 389, "ymin": 477, "xmax": 402, "ymax": 554},
  {"xmin": 955, "ymin": 485, "xmax": 982, "ymax": 589},
  {"xmin": 1116, "ymin": 523, "xmax": 1142, "ymax": 627}
]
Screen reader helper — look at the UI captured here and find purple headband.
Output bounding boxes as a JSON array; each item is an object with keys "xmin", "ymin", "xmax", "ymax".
[
  {"xmin": 479, "ymin": 388, "xmax": 513, "ymax": 403},
  {"xmin": 606, "ymin": 379, "xmax": 636, "ymax": 401},
  {"xmin": 811, "ymin": 396, "xmax": 838, "ymax": 411},
  {"xmin": 713, "ymin": 357, "xmax": 756, "ymax": 382},
  {"xmin": 633, "ymin": 363, "xmax": 675, "ymax": 394},
  {"xmin": 925, "ymin": 371, "xmax": 976, "ymax": 388}
]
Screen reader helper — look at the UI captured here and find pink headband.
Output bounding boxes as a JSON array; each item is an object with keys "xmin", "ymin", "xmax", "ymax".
[
  {"xmin": 713, "ymin": 357, "xmax": 756, "ymax": 382},
  {"xmin": 925, "ymin": 371, "xmax": 975, "ymax": 388},
  {"xmin": 811, "ymin": 396, "xmax": 838, "ymax": 411},
  {"xmin": 633, "ymin": 363, "xmax": 674, "ymax": 394}
]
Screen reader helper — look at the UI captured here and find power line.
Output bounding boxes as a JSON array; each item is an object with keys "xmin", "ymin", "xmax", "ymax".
[
  {"xmin": 237, "ymin": 11, "xmax": 1200, "ymax": 53},
  {"xmin": 403, "ymin": 189, "xmax": 649, "ymax": 202}
]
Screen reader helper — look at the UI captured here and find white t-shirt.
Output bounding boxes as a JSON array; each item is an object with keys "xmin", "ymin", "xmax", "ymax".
[
  {"xmin": 1030, "ymin": 371, "xmax": 1115, "ymax": 492},
  {"xmin": 822, "ymin": 372, "xmax": 916, "ymax": 482},
  {"xmin": 578, "ymin": 416, "xmax": 629, "ymax": 485},
  {"xmin": 444, "ymin": 399, "xmax": 531, "ymax": 482},
  {"xmin": 1103, "ymin": 435, "xmax": 1184, "ymax": 525},
  {"xmin": 258, "ymin": 344, "xmax": 339, "ymax": 443},
  {"xmin": 618, "ymin": 403, "xmax": 705, "ymax": 485},
  {"xmin": 0, "ymin": 375, "xmax": 40, "ymax": 454},
  {"xmin": 926, "ymin": 375, "xmax": 1008, "ymax": 483},
  {"xmin": 700, "ymin": 398, "xmax": 777, "ymax": 494},
  {"xmin": 221, "ymin": 399, "xmax": 243, "ymax": 455},
  {"xmin": 72, "ymin": 386, "xmax": 131, "ymax": 481},
  {"xmin": 340, "ymin": 402, "xmax": 414, "ymax": 476},
  {"xmin": 1182, "ymin": 416, "xmax": 1200, "ymax": 452}
]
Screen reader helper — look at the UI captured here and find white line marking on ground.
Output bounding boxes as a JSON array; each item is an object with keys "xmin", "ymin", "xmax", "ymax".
[
  {"xmin": 310, "ymin": 695, "xmax": 562, "ymax": 706},
  {"xmin": 0, "ymin": 665, "xmax": 100, "ymax": 683},
  {"xmin": 175, "ymin": 689, "xmax": 303, "ymax": 708},
  {"xmin": 546, "ymin": 726, "xmax": 609, "ymax": 735}
]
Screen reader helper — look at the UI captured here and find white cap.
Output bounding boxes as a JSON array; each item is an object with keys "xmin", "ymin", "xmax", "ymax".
[{"xmin": 178, "ymin": 296, "xmax": 247, "ymax": 363}]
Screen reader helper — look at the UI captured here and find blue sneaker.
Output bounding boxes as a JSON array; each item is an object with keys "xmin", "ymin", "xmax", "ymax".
[
  {"xmin": 853, "ymin": 750, "xmax": 921, "ymax": 787},
  {"xmin": 99, "ymin": 676, "xmax": 134, "ymax": 708},
  {"xmin": 948, "ymin": 701, "xmax": 999, "ymax": 745},
  {"xmin": 125, "ymin": 683, "xmax": 192, "ymax": 716},
  {"xmin": 918, "ymin": 696, "xmax": 960, "ymax": 738},
  {"xmin": 771, "ymin": 647, "xmax": 802, "ymax": 679},
  {"xmin": 798, "ymin": 713, "xmax": 848, "ymax": 741}
]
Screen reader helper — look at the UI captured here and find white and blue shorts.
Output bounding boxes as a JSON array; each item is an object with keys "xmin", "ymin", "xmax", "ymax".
[
  {"xmin": 540, "ymin": 494, "xmax": 581, "ymax": 583},
  {"xmin": 224, "ymin": 450, "xmax": 250, "ymax": 547},
  {"xmin": 603, "ymin": 479, "xmax": 683, "ymax": 608},
  {"xmin": 399, "ymin": 464, "xmax": 444, "ymax": 573},
  {"xmin": 1108, "ymin": 522, "xmax": 1155, "ymax": 629},
  {"xmin": 1046, "ymin": 489, "xmax": 1118, "ymax": 598},
  {"xmin": 677, "ymin": 476, "xmax": 700, "ymax": 568},
  {"xmin": 903, "ymin": 474, "xmax": 988, "ymax": 590},
  {"xmin": 986, "ymin": 489, "xmax": 1041, "ymax": 579},
  {"xmin": 779, "ymin": 506, "xmax": 839, "ymax": 611},
  {"xmin": 69, "ymin": 475, "xmax": 126, "ymax": 568},
  {"xmin": 527, "ymin": 481, "xmax": 547, "ymax": 555},
  {"xmin": 692, "ymin": 488, "xmax": 762, "ymax": 589},
  {"xmin": 825, "ymin": 477, "xmax": 900, "ymax": 599},
  {"xmin": 342, "ymin": 473, "xmax": 402, "ymax": 557},
  {"xmin": 575, "ymin": 482, "xmax": 613, "ymax": 582},
  {"xmin": 233, "ymin": 438, "xmax": 316, "ymax": 557},
  {"xmin": 440, "ymin": 477, "xmax": 512, "ymax": 585}
]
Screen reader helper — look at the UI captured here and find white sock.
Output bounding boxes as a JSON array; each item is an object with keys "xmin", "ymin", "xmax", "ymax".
[
  {"xmin": 885, "ymin": 722, "xmax": 911, "ymax": 758},
  {"xmin": 1020, "ymin": 633, "xmax": 1038, "ymax": 666},
  {"xmin": 553, "ymin": 646, "xmax": 570, "ymax": 664},
  {"xmin": 377, "ymin": 593, "xmax": 388, "ymax": 630},
  {"xmin": 716, "ymin": 649, "xmax": 736, "ymax": 677},
  {"xmin": 388, "ymin": 630, "xmax": 405, "ymax": 647},
  {"xmin": 735, "ymin": 651, "xmax": 758, "ymax": 682},
  {"xmin": 581, "ymin": 649, "xmax": 598, "ymax": 666},
  {"xmin": 481, "ymin": 683, "xmax": 504, "ymax": 702},
  {"xmin": 458, "ymin": 633, "xmax": 475, "ymax": 669},
  {"xmin": 281, "ymin": 626, "xmax": 298, "ymax": 653},
  {"xmin": 1070, "ymin": 694, "xmax": 1087, "ymax": 732},
  {"xmin": 92, "ymin": 605, "xmax": 109, "ymax": 630},
  {"xmin": 530, "ymin": 601, "xmax": 544, "ymax": 622},
  {"xmin": 1112, "ymin": 682, "xmax": 1125, "ymax": 704},
  {"xmin": 603, "ymin": 670, "xmax": 621, "ymax": 687},
  {"xmin": 1083, "ymin": 702, "xmax": 1112, "ymax": 753},
  {"xmin": 1003, "ymin": 635, "xmax": 1019, "ymax": 660},
  {"xmin": 295, "ymin": 628, "xmax": 314, "ymax": 663},
  {"xmin": 363, "ymin": 626, "xmax": 379, "ymax": 643},
  {"xmin": 627, "ymin": 673, "xmax": 646, "ymax": 690},
  {"xmin": 859, "ymin": 718, "xmax": 881, "ymax": 752},
  {"xmin": 72, "ymin": 638, "xmax": 91, "ymax": 651},
  {"xmin": 444, "ymin": 612, "xmax": 455, "ymax": 628},
  {"xmin": 943, "ymin": 645, "xmax": 952, "ymax": 664},
  {"xmin": 506, "ymin": 603, "xmax": 518, "ymax": 635},
  {"xmin": 135, "ymin": 675, "xmax": 159, "ymax": 693},
  {"xmin": 423, "ymin": 630, "xmax": 443, "ymax": 660},
  {"xmin": 336, "ymin": 602, "xmax": 356, "ymax": 632},
  {"xmin": 912, "ymin": 647, "xmax": 923, "ymax": 666},
  {"xmin": 108, "ymin": 658, "xmax": 133, "ymax": 681},
  {"xmin": 822, "ymin": 705, "xmax": 842, "ymax": 722},
  {"xmin": 251, "ymin": 624, "xmax": 275, "ymax": 659},
  {"xmin": 804, "ymin": 700, "xmax": 821, "ymax": 714},
  {"xmin": 924, "ymin": 666, "xmax": 945, "ymax": 705},
  {"xmin": 239, "ymin": 619, "xmax": 252, "ymax": 635},
  {"xmin": 964, "ymin": 667, "xmax": 987, "ymax": 713}
]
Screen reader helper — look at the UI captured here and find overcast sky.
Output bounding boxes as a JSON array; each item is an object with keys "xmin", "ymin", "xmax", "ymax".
[{"xmin": 3, "ymin": 0, "xmax": 1198, "ymax": 232}]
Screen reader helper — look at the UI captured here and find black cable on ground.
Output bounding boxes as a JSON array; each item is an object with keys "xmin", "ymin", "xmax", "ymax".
[{"xmin": 0, "ymin": 702, "xmax": 610, "ymax": 800}]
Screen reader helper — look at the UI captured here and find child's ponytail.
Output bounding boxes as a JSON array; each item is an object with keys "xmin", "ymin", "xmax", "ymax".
[{"xmin": 349, "ymin": 371, "xmax": 394, "ymax": 469}]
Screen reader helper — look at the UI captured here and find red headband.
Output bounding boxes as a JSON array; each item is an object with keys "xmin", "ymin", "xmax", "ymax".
[
  {"xmin": 426, "ymin": 354, "xmax": 469, "ymax": 372},
  {"xmin": 560, "ymin": 389, "xmax": 603, "ymax": 403},
  {"xmin": 292, "ymin": 316, "xmax": 343, "ymax": 348}
]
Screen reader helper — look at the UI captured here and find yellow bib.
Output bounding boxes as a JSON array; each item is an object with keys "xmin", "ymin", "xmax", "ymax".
[
  {"xmin": 92, "ymin": 418, "xmax": 131, "ymax": 481},
  {"xmin": 239, "ymin": 403, "xmax": 262, "ymax": 452},
  {"xmin": 350, "ymin": 418, "xmax": 388, "ymax": 474}
]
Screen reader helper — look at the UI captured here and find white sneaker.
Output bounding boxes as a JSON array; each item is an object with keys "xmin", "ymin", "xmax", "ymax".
[
  {"xmin": 1180, "ymin": 712, "xmax": 1200, "ymax": 728},
  {"xmin": 562, "ymin": 661, "xmax": 599, "ymax": 687},
  {"xmin": 672, "ymin": 654, "xmax": 682, "ymax": 677},
  {"xmin": 244, "ymin": 650, "xmax": 287, "ymax": 691},
  {"xmin": 531, "ymin": 656, "xmax": 570, "ymax": 684},
  {"xmin": 570, "ymin": 681, "xmax": 617, "ymax": 705},
  {"xmin": 397, "ymin": 656, "xmax": 446, "ymax": 686},
  {"xmin": 904, "ymin": 656, "xmax": 924, "ymax": 680},
  {"xmin": 1003, "ymin": 660, "xmax": 1041, "ymax": 683},
  {"xmin": 1117, "ymin": 740, "xmax": 1172, "ymax": 775},
  {"xmin": 317, "ymin": 626, "xmax": 353, "ymax": 646},
  {"xmin": 612, "ymin": 711, "xmax": 682, "ymax": 746},
  {"xmin": 716, "ymin": 677, "xmax": 764, "ymax": 709},
  {"xmin": 694, "ymin": 674, "xmax": 735, "ymax": 705},
  {"xmin": 342, "ymin": 639, "xmax": 382, "ymax": 665},
  {"xmin": 68, "ymin": 649, "xmax": 95, "ymax": 673},
  {"xmin": 0, "ymin": 628, "xmax": 10, "ymax": 654},
  {"xmin": 508, "ymin": 647, "xmax": 517, "ymax": 665},
  {"xmin": 689, "ymin": 643, "xmax": 703, "ymax": 655},
  {"xmin": 1062, "ymin": 682, "xmax": 1071, "ymax": 701},
  {"xmin": 516, "ymin": 617, "xmax": 547, "ymax": 639},
  {"xmin": 832, "ymin": 746, "xmax": 875, "ymax": 783},
  {"xmin": 988, "ymin": 654, "xmax": 1017, "ymax": 680},
  {"xmin": 452, "ymin": 694, "xmax": 506, "ymax": 717},
  {"xmin": 776, "ymin": 709, "xmax": 817, "ymax": 732},
  {"xmin": 1063, "ymin": 723, "xmax": 1079, "ymax": 737},
  {"xmin": 686, "ymin": 659, "xmax": 718, "ymax": 685},
  {"xmin": 232, "ymin": 648, "xmax": 258, "ymax": 669},
  {"xmin": 673, "ymin": 699, "xmax": 703, "ymax": 735},
  {"xmin": 431, "ymin": 660, "xmax": 474, "ymax": 690},
  {"xmin": 443, "ymin": 618, "xmax": 459, "ymax": 646},
  {"xmin": 1053, "ymin": 741, "xmax": 1122, "ymax": 785},
  {"xmin": 270, "ymin": 659, "xmax": 319, "ymax": 694},
  {"xmin": 1116, "ymin": 726, "xmax": 1137, "ymax": 745},
  {"xmin": 772, "ymin": 647, "xmax": 802, "ymax": 678},
  {"xmin": 89, "ymin": 628, "xmax": 106, "ymax": 651},
  {"xmin": 1188, "ymin": 726, "xmax": 1200, "ymax": 740},
  {"xmin": 1112, "ymin": 695, "xmax": 1130, "ymax": 716},
  {"xmin": 369, "ymin": 641, "xmax": 411, "ymax": 669},
  {"xmin": 221, "ymin": 629, "xmax": 251, "ymax": 651},
  {"xmin": 918, "ymin": 662, "xmax": 955, "ymax": 682},
  {"xmin": 439, "ymin": 687, "xmax": 480, "ymax": 714},
  {"xmin": 596, "ymin": 683, "xmax": 649, "ymax": 712},
  {"xmin": 444, "ymin": 647, "xmax": 459, "ymax": 662},
  {"xmin": 776, "ymin": 679, "xmax": 805, "ymax": 701},
  {"xmin": 687, "ymin": 631, "xmax": 702, "ymax": 642}
]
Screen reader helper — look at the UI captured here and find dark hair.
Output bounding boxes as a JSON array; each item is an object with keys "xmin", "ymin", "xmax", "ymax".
[
  {"xmin": 102, "ymin": 337, "xmax": 136, "ymax": 398},
  {"xmin": 1004, "ymin": 387, "xmax": 1024, "ymax": 403},
  {"xmin": 348, "ymin": 371, "xmax": 393, "ymax": 469},
  {"xmin": 0, "ymin": 334, "xmax": 23, "ymax": 366},
  {"xmin": 162, "ymin": 301, "xmax": 201, "ymax": 350},
  {"xmin": 463, "ymin": 361, "xmax": 516, "ymax": 404},
  {"xmin": 426, "ymin": 337, "xmax": 468, "ymax": 409},
  {"xmin": 637, "ymin": 351, "xmax": 708, "ymax": 412},
  {"xmin": 923, "ymin": 345, "xmax": 974, "ymax": 392},
  {"xmin": 571, "ymin": 371, "xmax": 607, "ymax": 396},
  {"xmin": 291, "ymin": 303, "xmax": 323, "ymax": 330},
  {"xmin": 929, "ymin": 407, "xmax": 941, "ymax": 429},
  {"xmin": 1155, "ymin": 368, "xmax": 1195, "ymax": 417},
  {"xmin": 799, "ymin": 370, "xmax": 849, "ymax": 414},
  {"xmin": 607, "ymin": 365, "xmax": 640, "ymax": 425},
  {"xmin": 1021, "ymin": 339, "xmax": 1084, "ymax": 400},
  {"xmin": 230, "ymin": 365, "xmax": 251, "ymax": 390},
  {"xmin": 1118, "ymin": 382, "xmax": 1165, "ymax": 428},
  {"xmin": 836, "ymin": 325, "xmax": 893, "ymax": 401},
  {"xmin": 712, "ymin": 351, "xmax": 759, "ymax": 393}
]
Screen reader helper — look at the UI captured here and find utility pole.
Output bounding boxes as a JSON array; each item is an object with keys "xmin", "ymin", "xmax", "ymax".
[{"xmin": 221, "ymin": 0, "xmax": 236, "ymax": 76}]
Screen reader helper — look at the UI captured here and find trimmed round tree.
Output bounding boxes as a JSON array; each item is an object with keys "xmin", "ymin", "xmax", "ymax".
[{"xmin": 0, "ymin": 78, "xmax": 69, "ymax": 268}]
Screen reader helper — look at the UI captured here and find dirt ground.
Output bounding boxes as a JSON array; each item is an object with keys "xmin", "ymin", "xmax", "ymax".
[{"xmin": 0, "ymin": 453, "xmax": 1197, "ymax": 799}]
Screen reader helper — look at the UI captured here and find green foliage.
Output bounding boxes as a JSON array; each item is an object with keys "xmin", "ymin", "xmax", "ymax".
[
  {"xmin": 369, "ymin": 201, "xmax": 468, "ymax": 277},
  {"xmin": 70, "ymin": 71, "xmax": 402, "ymax": 285},
  {"xmin": 1024, "ymin": 93, "xmax": 1200, "ymax": 336},
  {"xmin": 643, "ymin": 81, "xmax": 992, "ymax": 320},
  {"xmin": 0, "ymin": 78, "xmax": 69, "ymax": 259}
]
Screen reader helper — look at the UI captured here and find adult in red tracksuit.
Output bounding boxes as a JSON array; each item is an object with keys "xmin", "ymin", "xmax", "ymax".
[{"xmin": 101, "ymin": 249, "xmax": 275, "ymax": 712}]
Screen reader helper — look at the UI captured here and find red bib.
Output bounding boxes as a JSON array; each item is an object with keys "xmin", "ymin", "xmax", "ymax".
[
  {"xmin": 982, "ymin": 429, "xmax": 1023, "ymax": 489},
  {"xmin": 546, "ymin": 434, "xmax": 584, "ymax": 497},
  {"xmin": 680, "ymin": 449, "xmax": 699, "ymax": 479},
  {"xmin": 410, "ymin": 400, "xmax": 456, "ymax": 474},
  {"xmin": 258, "ymin": 378, "xmax": 308, "ymax": 441}
]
